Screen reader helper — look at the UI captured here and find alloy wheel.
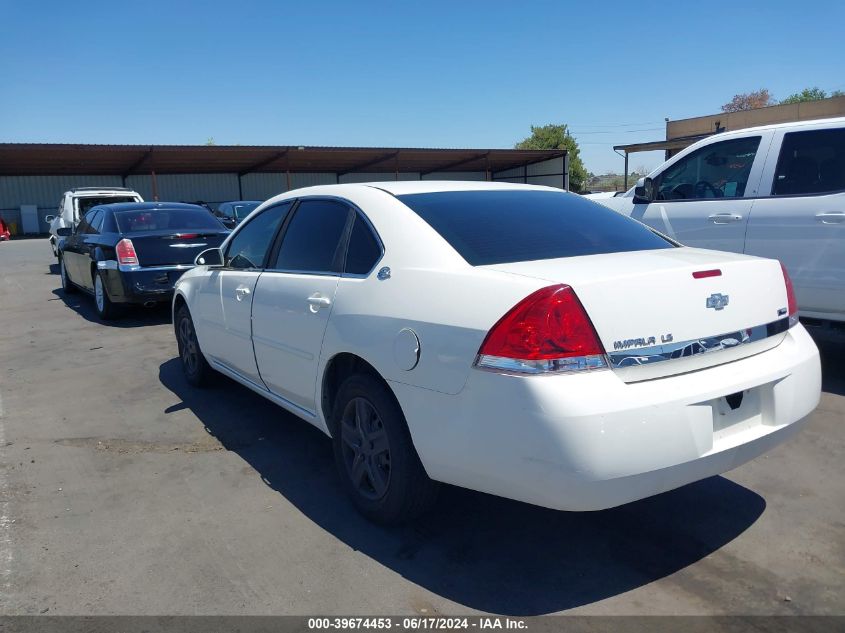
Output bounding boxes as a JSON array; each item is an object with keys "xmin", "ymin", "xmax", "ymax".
[
  {"xmin": 95, "ymin": 275, "xmax": 105, "ymax": 312},
  {"xmin": 178, "ymin": 316, "xmax": 199, "ymax": 376},
  {"xmin": 340, "ymin": 397, "xmax": 391, "ymax": 500}
]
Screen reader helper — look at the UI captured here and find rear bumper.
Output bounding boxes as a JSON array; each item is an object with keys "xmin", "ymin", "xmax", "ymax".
[
  {"xmin": 98, "ymin": 262, "xmax": 193, "ymax": 304},
  {"xmin": 390, "ymin": 324, "xmax": 821, "ymax": 511}
]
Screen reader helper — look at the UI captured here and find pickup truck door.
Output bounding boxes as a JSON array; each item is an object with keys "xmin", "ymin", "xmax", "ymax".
[
  {"xmin": 630, "ymin": 133, "xmax": 773, "ymax": 252},
  {"xmin": 192, "ymin": 201, "xmax": 291, "ymax": 387},
  {"xmin": 745, "ymin": 125, "xmax": 845, "ymax": 319},
  {"xmin": 251, "ymin": 198, "xmax": 352, "ymax": 414}
]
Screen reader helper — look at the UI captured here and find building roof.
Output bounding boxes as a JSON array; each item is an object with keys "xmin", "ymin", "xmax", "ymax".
[
  {"xmin": 0, "ymin": 143, "xmax": 566, "ymax": 177},
  {"xmin": 613, "ymin": 134, "xmax": 714, "ymax": 154}
]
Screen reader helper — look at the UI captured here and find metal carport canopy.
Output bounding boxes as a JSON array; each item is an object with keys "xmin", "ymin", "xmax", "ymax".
[{"xmin": 0, "ymin": 144, "xmax": 566, "ymax": 177}]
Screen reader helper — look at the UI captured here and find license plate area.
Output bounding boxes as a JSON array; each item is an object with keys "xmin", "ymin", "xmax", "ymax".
[{"xmin": 711, "ymin": 386, "xmax": 764, "ymax": 440}]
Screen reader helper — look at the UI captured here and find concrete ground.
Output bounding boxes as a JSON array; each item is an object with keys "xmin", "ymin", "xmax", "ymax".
[{"xmin": 0, "ymin": 238, "xmax": 842, "ymax": 616}]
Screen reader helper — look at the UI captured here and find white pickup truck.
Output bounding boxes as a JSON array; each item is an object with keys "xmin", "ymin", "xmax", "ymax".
[
  {"xmin": 595, "ymin": 117, "xmax": 845, "ymax": 323},
  {"xmin": 47, "ymin": 187, "xmax": 143, "ymax": 257}
]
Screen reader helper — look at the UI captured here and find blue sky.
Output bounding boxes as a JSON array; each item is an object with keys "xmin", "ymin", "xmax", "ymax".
[{"xmin": 1, "ymin": 1, "xmax": 842, "ymax": 174}]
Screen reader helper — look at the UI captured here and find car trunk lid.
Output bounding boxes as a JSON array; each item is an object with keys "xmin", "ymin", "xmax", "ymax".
[
  {"xmin": 127, "ymin": 230, "xmax": 229, "ymax": 267},
  {"xmin": 482, "ymin": 248, "xmax": 791, "ymax": 381}
]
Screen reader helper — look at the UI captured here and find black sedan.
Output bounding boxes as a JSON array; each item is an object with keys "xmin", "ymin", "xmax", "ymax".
[{"xmin": 58, "ymin": 202, "xmax": 229, "ymax": 319}]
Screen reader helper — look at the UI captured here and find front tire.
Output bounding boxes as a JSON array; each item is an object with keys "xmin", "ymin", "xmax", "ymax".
[
  {"xmin": 59, "ymin": 257, "xmax": 77, "ymax": 294},
  {"xmin": 93, "ymin": 271, "xmax": 118, "ymax": 320},
  {"xmin": 332, "ymin": 373, "xmax": 439, "ymax": 524},
  {"xmin": 175, "ymin": 305, "xmax": 212, "ymax": 387}
]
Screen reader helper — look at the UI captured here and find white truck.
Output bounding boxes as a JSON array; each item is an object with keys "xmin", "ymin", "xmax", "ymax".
[
  {"xmin": 47, "ymin": 187, "xmax": 143, "ymax": 257},
  {"xmin": 595, "ymin": 117, "xmax": 845, "ymax": 323}
]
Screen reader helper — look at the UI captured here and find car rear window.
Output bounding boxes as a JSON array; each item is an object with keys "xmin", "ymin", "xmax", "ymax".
[
  {"xmin": 396, "ymin": 190, "xmax": 675, "ymax": 266},
  {"xmin": 114, "ymin": 208, "xmax": 224, "ymax": 233}
]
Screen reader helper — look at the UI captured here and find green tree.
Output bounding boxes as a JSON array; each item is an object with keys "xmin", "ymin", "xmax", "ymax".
[
  {"xmin": 780, "ymin": 87, "xmax": 833, "ymax": 104},
  {"xmin": 515, "ymin": 124, "xmax": 588, "ymax": 192}
]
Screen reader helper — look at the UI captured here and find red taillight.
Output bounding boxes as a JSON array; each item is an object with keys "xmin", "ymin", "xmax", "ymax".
[
  {"xmin": 693, "ymin": 269, "xmax": 722, "ymax": 279},
  {"xmin": 177, "ymin": 233, "xmax": 198, "ymax": 239},
  {"xmin": 116, "ymin": 238, "xmax": 138, "ymax": 266},
  {"xmin": 780, "ymin": 262, "xmax": 799, "ymax": 326},
  {"xmin": 476, "ymin": 284, "xmax": 607, "ymax": 374}
]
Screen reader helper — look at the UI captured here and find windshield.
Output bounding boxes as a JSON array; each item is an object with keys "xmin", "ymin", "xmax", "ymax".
[
  {"xmin": 397, "ymin": 189, "xmax": 674, "ymax": 266},
  {"xmin": 114, "ymin": 208, "xmax": 224, "ymax": 233}
]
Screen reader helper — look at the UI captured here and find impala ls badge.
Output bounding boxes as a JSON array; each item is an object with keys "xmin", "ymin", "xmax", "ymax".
[{"xmin": 706, "ymin": 293, "xmax": 730, "ymax": 310}]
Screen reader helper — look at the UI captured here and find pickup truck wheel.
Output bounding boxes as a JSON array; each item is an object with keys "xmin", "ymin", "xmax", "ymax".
[
  {"xmin": 176, "ymin": 306, "xmax": 212, "ymax": 387},
  {"xmin": 332, "ymin": 373, "xmax": 438, "ymax": 524},
  {"xmin": 93, "ymin": 272, "xmax": 118, "ymax": 320},
  {"xmin": 59, "ymin": 257, "xmax": 77, "ymax": 294}
]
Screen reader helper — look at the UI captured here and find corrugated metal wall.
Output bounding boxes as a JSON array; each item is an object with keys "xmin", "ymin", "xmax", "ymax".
[
  {"xmin": 0, "ymin": 161, "xmax": 566, "ymax": 234},
  {"xmin": 0, "ymin": 175, "xmax": 125, "ymax": 233},
  {"xmin": 492, "ymin": 157, "xmax": 566, "ymax": 188}
]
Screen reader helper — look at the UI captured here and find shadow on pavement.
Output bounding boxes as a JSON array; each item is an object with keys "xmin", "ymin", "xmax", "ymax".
[
  {"xmin": 158, "ymin": 358, "xmax": 767, "ymax": 615},
  {"xmin": 52, "ymin": 288, "xmax": 171, "ymax": 328},
  {"xmin": 805, "ymin": 325, "xmax": 845, "ymax": 397}
]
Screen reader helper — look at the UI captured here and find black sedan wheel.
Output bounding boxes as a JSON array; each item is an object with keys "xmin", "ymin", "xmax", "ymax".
[
  {"xmin": 332, "ymin": 373, "xmax": 438, "ymax": 524},
  {"xmin": 176, "ymin": 306, "xmax": 212, "ymax": 387},
  {"xmin": 59, "ymin": 257, "xmax": 76, "ymax": 294},
  {"xmin": 93, "ymin": 272, "xmax": 118, "ymax": 320}
]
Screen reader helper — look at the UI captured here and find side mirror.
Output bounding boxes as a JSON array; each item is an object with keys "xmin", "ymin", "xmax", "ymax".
[
  {"xmin": 633, "ymin": 176, "xmax": 655, "ymax": 204},
  {"xmin": 195, "ymin": 247, "xmax": 224, "ymax": 267},
  {"xmin": 56, "ymin": 227, "xmax": 73, "ymax": 237},
  {"xmin": 45, "ymin": 215, "xmax": 55, "ymax": 224}
]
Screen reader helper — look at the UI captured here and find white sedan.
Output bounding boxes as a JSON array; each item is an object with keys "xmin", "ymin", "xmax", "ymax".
[{"xmin": 172, "ymin": 181, "xmax": 821, "ymax": 524}]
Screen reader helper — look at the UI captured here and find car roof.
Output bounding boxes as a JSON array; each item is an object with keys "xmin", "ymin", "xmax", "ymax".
[
  {"xmin": 90, "ymin": 202, "xmax": 209, "ymax": 213},
  {"xmin": 707, "ymin": 115, "xmax": 845, "ymax": 138},
  {"xmin": 362, "ymin": 180, "xmax": 560, "ymax": 195}
]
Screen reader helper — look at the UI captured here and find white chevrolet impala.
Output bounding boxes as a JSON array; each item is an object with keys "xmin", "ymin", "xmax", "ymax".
[{"xmin": 172, "ymin": 181, "xmax": 821, "ymax": 524}]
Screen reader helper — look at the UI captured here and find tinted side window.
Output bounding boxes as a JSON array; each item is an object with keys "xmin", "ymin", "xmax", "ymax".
[
  {"xmin": 79, "ymin": 210, "xmax": 100, "ymax": 234},
  {"xmin": 655, "ymin": 136, "xmax": 761, "ymax": 201},
  {"xmin": 274, "ymin": 200, "xmax": 351, "ymax": 273},
  {"xmin": 345, "ymin": 213, "xmax": 382, "ymax": 275},
  {"xmin": 772, "ymin": 128, "xmax": 845, "ymax": 195},
  {"xmin": 225, "ymin": 202, "xmax": 291, "ymax": 269},
  {"xmin": 397, "ymin": 190, "xmax": 673, "ymax": 266},
  {"xmin": 90, "ymin": 210, "xmax": 105, "ymax": 234}
]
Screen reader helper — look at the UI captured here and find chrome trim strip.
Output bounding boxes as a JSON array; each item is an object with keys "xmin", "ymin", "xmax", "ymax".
[
  {"xmin": 607, "ymin": 318, "xmax": 790, "ymax": 368},
  {"xmin": 474, "ymin": 354, "xmax": 609, "ymax": 375},
  {"xmin": 117, "ymin": 263, "xmax": 195, "ymax": 273}
]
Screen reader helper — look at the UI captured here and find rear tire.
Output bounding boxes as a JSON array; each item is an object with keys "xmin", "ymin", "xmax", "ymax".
[
  {"xmin": 59, "ymin": 257, "xmax": 77, "ymax": 294},
  {"xmin": 175, "ymin": 305, "xmax": 213, "ymax": 387},
  {"xmin": 93, "ymin": 271, "xmax": 118, "ymax": 320},
  {"xmin": 331, "ymin": 373, "xmax": 439, "ymax": 524}
]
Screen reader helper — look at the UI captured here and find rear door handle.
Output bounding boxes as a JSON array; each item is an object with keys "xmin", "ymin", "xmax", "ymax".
[
  {"xmin": 816, "ymin": 212, "xmax": 845, "ymax": 224},
  {"xmin": 234, "ymin": 285, "xmax": 251, "ymax": 301},
  {"xmin": 307, "ymin": 293, "xmax": 331, "ymax": 312},
  {"xmin": 707, "ymin": 213, "xmax": 743, "ymax": 224}
]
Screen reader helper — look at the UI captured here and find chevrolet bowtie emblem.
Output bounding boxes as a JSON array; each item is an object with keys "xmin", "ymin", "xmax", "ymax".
[{"xmin": 706, "ymin": 293, "xmax": 730, "ymax": 310}]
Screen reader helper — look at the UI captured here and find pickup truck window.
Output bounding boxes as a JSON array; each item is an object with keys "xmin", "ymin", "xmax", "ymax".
[
  {"xmin": 655, "ymin": 136, "xmax": 761, "ymax": 201},
  {"xmin": 772, "ymin": 128, "xmax": 845, "ymax": 195}
]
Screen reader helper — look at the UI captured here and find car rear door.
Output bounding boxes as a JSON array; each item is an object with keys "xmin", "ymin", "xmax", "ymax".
[
  {"xmin": 251, "ymin": 198, "xmax": 353, "ymax": 414},
  {"xmin": 745, "ymin": 124, "xmax": 845, "ymax": 319},
  {"xmin": 193, "ymin": 201, "xmax": 291, "ymax": 387},
  {"xmin": 630, "ymin": 133, "xmax": 772, "ymax": 252}
]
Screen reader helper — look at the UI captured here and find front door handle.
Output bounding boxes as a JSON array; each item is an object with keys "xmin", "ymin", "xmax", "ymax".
[
  {"xmin": 816, "ymin": 212, "xmax": 845, "ymax": 224},
  {"xmin": 707, "ymin": 213, "xmax": 743, "ymax": 224},
  {"xmin": 234, "ymin": 285, "xmax": 251, "ymax": 301},
  {"xmin": 307, "ymin": 293, "xmax": 332, "ymax": 312}
]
